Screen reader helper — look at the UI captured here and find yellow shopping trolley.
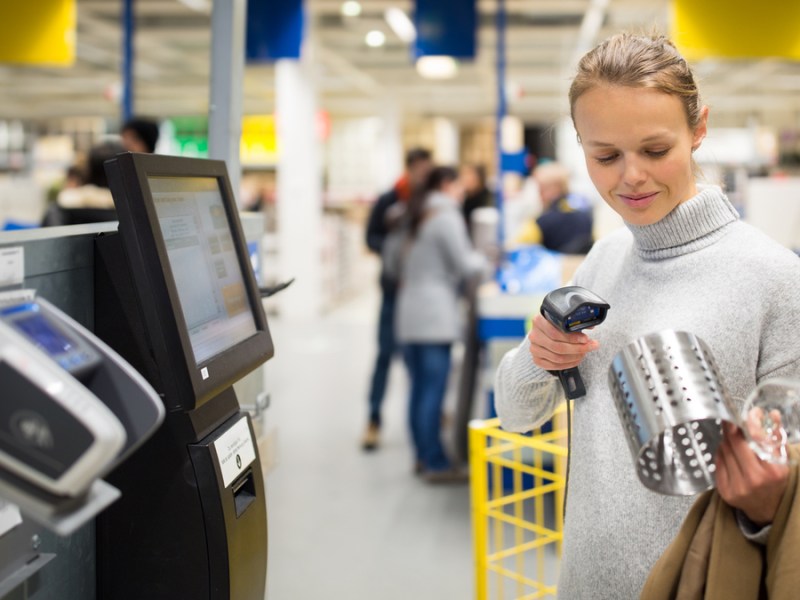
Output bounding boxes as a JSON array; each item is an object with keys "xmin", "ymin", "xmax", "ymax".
[{"xmin": 469, "ymin": 404, "xmax": 569, "ymax": 600}]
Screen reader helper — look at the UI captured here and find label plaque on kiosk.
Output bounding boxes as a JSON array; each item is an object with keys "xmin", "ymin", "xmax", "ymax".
[{"xmin": 213, "ymin": 416, "xmax": 256, "ymax": 488}]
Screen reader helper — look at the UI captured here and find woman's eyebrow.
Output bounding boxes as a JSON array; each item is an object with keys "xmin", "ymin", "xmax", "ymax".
[
  {"xmin": 584, "ymin": 133, "xmax": 673, "ymax": 148},
  {"xmin": 584, "ymin": 140, "xmax": 615, "ymax": 148}
]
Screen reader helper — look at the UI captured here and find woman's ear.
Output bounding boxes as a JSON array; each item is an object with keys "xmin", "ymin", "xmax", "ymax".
[{"xmin": 692, "ymin": 105, "xmax": 709, "ymax": 151}]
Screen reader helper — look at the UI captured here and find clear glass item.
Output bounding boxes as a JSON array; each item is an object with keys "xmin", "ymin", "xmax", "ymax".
[{"xmin": 740, "ymin": 378, "xmax": 800, "ymax": 464}]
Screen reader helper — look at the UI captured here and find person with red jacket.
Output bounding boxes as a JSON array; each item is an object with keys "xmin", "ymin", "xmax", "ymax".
[{"xmin": 362, "ymin": 147, "xmax": 432, "ymax": 450}]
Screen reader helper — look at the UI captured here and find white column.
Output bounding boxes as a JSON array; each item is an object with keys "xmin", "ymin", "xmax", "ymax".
[
  {"xmin": 376, "ymin": 98, "xmax": 404, "ymax": 192},
  {"xmin": 433, "ymin": 117, "xmax": 460, "ymax": 165},
  {"xmin": 208, "ymin": 0, "xmax": 246, "ymax": 196},
  {"xmin": 275, "ymin": 59, "xmax": 323, "ymax": 318}
]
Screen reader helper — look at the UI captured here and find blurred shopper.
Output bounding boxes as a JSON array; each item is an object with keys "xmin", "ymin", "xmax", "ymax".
[
  {"xmin": 45, "ymin": 164, "xmax": 85, "ymax": 205},
  {"xmin": 63, "ymin": 165, "xmax": 85, "ymax": 189},
  {"xmin": 361, "ymin": 148, "xmax": 433, "ymax": 451},
  {"xmin": 496, "ymin": 32, "xmax": 800, "ymax": 598},
  {"xmin": 514, "ymin": 161, "xmax": 594, "ymax": 254},
  {"xmin": 459, "ymin": 163, "xmax": 494, "ymax": 237},
  {"xmin": 384, "ymin": 167, "xmax": 488, "ymax": 482},
  {"xmin": 120, "ymin": 117, "xmax": 160, "ymax": 153},
  {"xmin": 42, "ymin": 141, "xmax": 124, "ymax": 226}
]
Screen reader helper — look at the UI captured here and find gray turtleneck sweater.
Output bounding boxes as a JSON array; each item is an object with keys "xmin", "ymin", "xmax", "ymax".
[{"xmin": 495, "ymin": 186, "xmax": 800, "ymax": 599}]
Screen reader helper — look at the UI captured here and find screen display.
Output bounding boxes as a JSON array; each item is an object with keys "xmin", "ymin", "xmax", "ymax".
[
  {"xmin": 565, "ymin": 305, "xmax": 602, "ymax": 331},
  {"xmin": 148, "ymin": 176, "xmax": 257, "ymax": 365},
  {"xmin": 0, "ymin": 303, "xmax": 100, "ymax": 375},
  {"xmin": 12, "ymin": 310, "xmax": 75, "ymax": 357}
]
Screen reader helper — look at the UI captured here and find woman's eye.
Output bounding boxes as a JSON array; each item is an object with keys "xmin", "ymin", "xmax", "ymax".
[
  {"xmin": 595, "ymin": 154, "xmax": 618, "ymax": 164},
  {"xmin": 646, "ymin": 148, "xmax": 670, "ymax": 158}
]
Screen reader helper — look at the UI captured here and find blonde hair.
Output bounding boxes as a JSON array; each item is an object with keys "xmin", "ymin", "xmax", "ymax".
[
  {"xmin": 533, "ymin": 162, "xmax": 570, "ymax": 194},
  {"xmin": 569, "ymin": 32, "xmax": 702, "ymax": 130}
]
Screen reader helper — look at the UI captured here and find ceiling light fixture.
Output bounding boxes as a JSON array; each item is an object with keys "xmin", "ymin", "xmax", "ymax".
[
  {"xmin": 177, "ymin": 0, "xmax": 211, "ymax": 13},
  {"xmin": 416, "ymin": 56, "xmax": 458, "ymax": 79},
  {"xmin": 341, "ymin": 1, "xmax": 362, "ymax": 17},
  {"xmin": 384, "ymin": 7, "xmax": 416, "ymax": 43},
  {"xmin": 365, "ymin": 30, "xmax": 386, "ymax": 48}
]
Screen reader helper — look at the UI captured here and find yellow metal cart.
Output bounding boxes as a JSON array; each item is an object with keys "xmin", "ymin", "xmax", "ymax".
[{"xmin": 469, "ymin": 404, "xmax": 569, "ymax": 600}]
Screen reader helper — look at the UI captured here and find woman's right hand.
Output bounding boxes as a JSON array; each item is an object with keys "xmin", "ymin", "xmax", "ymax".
[{"xmin": 528, "ymin": 313, "xmax": 599, "ymax": 371}]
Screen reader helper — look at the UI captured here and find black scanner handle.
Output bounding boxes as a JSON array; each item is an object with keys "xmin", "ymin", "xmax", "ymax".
[
  {"xmin": 551, "ymin": 367, "xmax": 586, "ymax": 400},
  {"xmin": 541, "ymin": 285, "xmax": 610, "ymax": 400}
]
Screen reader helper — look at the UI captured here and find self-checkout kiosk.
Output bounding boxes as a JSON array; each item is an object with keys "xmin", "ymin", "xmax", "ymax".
[{"xmin": 94, "ymin": 153, "xmax": 273, "ymax": 600}]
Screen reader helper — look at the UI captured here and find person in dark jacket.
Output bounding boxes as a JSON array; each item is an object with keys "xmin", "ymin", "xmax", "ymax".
[
  {"xmin": 459, "ymin": 163, "xmax": 493, "ymax": 237},
  {"xmin": 362, "ymin": 147, "xmax": 433, "ymax": 451},
  {"xmin": 514, "ymin": 161, "xmax": 594, "ymax": 254},
  {"xmin": 121, "ymin": 117, "xmax": 160, "ymax": 154}
]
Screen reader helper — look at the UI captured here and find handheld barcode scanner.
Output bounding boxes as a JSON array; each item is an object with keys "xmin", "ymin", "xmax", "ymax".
[{"xmin": 541, "ymin": 286, "xmax": 610, "ymax": 399}]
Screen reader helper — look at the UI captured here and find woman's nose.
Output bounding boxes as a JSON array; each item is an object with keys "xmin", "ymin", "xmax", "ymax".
[{"xmin": 622, "ymin": 157, "xmax": 647, "ymax": 187}]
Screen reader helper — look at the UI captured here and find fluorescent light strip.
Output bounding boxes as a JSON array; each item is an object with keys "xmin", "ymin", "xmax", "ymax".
[
  {"xmin": 416, "ymin": 56, "xmax": 458, "ymax": 80},
  {"xmin": 365, "ymin": 30, "xmax": 386, "ymax": 48},
  {"xmin": 384, "ymin": 7, "xmax": 416, "ymax": 43},
  {"xmin": 178, "ymin": 0, "xmax": 211, "ymax": 13},
  {"xmin": 341, "ymin": 1, "xmax": 362, "ymax": 17}
]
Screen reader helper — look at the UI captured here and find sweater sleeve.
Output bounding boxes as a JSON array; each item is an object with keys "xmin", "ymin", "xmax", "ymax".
[
  {"xmin": 756, "ymin": 255, "xmax": 800, "ymax": 382},
  {"xmin": 493, "ymin": 233, "xmax": 611, "ymax": 433},
  {"xmin": 494, "ymin": 338, "xmax": 564, "ymax": 433},
  {"xmin": 736, "ymin": 510, "xmax": 772, "ymax": 545}
]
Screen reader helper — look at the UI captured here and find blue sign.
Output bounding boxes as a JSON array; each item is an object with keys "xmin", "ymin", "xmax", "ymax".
[
  {"xmin": 500, "ymin": 150, "xmax": 529, "ymax": 175},
  {"xmin": 246, "ymin": 0, "xmax": 304, "ymax": 62},
  {"xmin": 413, "ymin": 0, "xmax": 476, "ymax": 59}
]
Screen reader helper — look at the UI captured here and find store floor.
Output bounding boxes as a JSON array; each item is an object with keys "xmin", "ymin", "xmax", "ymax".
[{"xmin": 264, "ymin": 277, "xmax": 474, "ymax": 599}]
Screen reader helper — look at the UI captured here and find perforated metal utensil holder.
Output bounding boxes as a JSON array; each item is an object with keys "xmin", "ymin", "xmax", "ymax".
[{"xmin": 608, "ymin": 330, "xmax": 739, "ymax": 496}]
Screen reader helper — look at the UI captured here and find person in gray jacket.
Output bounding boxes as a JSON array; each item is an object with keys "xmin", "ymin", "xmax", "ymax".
[{"xmin": 384, "ymin": 166, "xmax": 488, "ymax": 481}]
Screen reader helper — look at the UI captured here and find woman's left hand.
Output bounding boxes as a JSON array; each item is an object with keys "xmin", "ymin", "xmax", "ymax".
[{"xmin": 715, "ymin": 421, "xmax": 790, "ymax": 526}]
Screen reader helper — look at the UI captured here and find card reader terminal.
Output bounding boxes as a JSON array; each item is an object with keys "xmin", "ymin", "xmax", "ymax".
[
  {"xmin": 0, "ymin": 303, "xmax": 101, "ymax": 380},
  {"xmin": 0, "ymin": 294, "xmax": 126, "ymax": 498}
]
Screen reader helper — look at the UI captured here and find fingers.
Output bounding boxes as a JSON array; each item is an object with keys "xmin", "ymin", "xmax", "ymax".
[
  {"xmin": 715, "ymin": 421, "xmax": 790, "ymax": 524},
  {"xmin": 528, "ymin": 313, "xmax": 599, "ymax": 370},
  {"xmin": 724, "ymin": 421, "xmax": 788, "ymax": 480},
  {"xmin": 744, "ymin": 407, "xmax": 786, "ymax": 460},
  {"xmin": 715, "ymin": 423, "xmax": 747, "ymax": 497},
  {"xmin": 714, "ymin": 440, "xmax": 730, "ymax": 493},
  {"xmin": 745, "ymin": 406, "xmax": 765, "ymax": 442}
]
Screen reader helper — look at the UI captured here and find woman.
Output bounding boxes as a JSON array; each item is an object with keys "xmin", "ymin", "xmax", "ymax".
[
  {"xmin": 495, "ymin": 32, "xmax": 800, "ymax": 598},
  {"xmin": 385, "ymin": 166, "xmax": 487, "ymax": 481}
]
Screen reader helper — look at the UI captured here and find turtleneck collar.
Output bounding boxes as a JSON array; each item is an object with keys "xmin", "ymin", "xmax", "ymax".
[{"xmin": 626, "ymin": 186, "xmax": 739, "ymax": 260}]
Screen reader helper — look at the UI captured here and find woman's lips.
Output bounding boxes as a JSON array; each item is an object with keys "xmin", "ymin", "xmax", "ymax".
[{"xmin": 618, "ymin": 191, "xmax": 658, "ymax": 208}]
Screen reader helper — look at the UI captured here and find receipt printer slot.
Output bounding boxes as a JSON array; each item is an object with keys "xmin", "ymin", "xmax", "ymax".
[{"xmin": 232, "ymin": 470, "xmax": 255, "ymax": 518}]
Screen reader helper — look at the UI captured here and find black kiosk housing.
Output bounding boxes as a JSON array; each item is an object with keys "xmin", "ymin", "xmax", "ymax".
[{"xmin": 94, "ymin": 153, "xmax": 273, "ymax": 600}]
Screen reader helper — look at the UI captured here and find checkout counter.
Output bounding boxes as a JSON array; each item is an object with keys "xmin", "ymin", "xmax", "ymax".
[{"xmin": 0, "ymin": 153, "xmax": 275, "ymax": 600}]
